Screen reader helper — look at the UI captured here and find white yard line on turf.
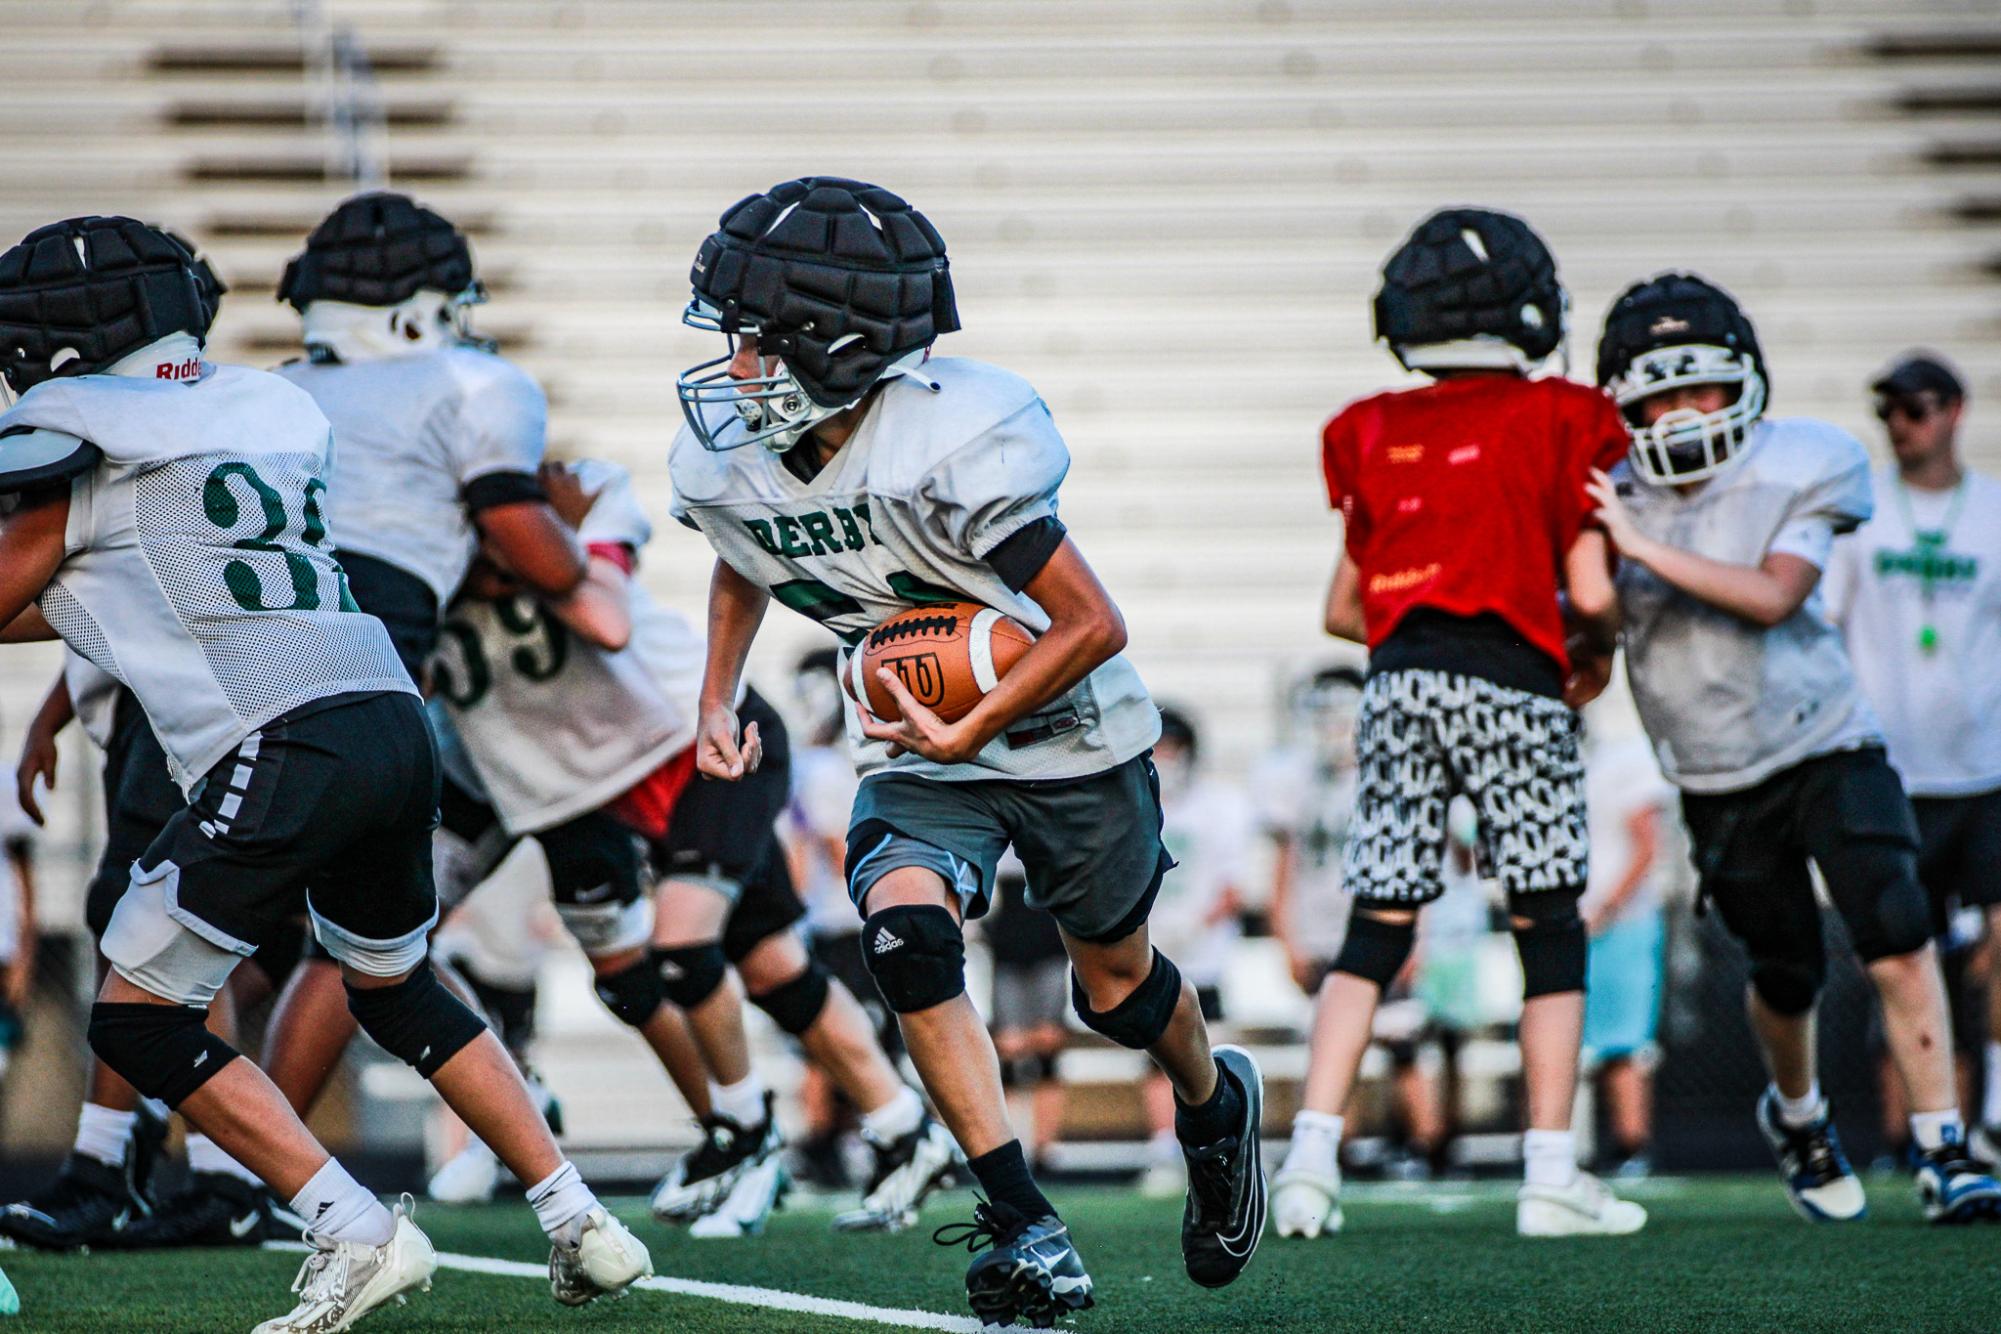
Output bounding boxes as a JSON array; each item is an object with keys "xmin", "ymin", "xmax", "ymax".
[{"xmin": 265, "ymin": 1241, "xmax": 987, "ymax": 1332}]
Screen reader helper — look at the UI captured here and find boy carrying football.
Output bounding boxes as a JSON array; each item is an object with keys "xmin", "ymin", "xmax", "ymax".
[
  {"xmin": 668, "ymin": 177, "xmax": 1266, "ymax": 1326},
  {"xmin": 1273, "ymin": 207, "xmax": 1645, "ymax": 1241}
]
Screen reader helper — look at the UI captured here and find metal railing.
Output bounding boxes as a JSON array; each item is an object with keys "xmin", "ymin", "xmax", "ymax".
[{"xmin": 295, "ymin": 0, "xmax": 388, "ymax": 187}]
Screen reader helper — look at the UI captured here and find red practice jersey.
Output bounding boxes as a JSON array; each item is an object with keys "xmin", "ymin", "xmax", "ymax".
[{"xmin": 1320, "ymin": 374, "xmax": 1628, "ymax": 671}]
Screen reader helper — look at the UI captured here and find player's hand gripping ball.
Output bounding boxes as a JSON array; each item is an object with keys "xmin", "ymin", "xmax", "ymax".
[{"xmin": 846, "ymin": 602, "xmax": 1034, "ymax": 724}]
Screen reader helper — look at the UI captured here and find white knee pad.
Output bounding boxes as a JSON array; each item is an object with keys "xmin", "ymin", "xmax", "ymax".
[
  {"xmin": 310, "ymin": 905, "xmax": 437, "ymax": 978},
  {"xmin": 558, "ymin": 894, "xmax": 653, "ymax": 959},
  {"xmin": 101, "ymin": 866, "xmax": 244, "ymax": 1007}
]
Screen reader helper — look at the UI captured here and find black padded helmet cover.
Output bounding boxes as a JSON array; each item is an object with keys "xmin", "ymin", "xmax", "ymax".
[
  {"xmin": 157, "ymin": 227, "xmax": 228, "ymax": 335},
  {"xmin": 689, "ymin": 177, "xmax": 959, "ymax": 407},
  {"xmin": 1595, "ymin": 271, "xmax": 1767, "ymax": 398},
  {"xmin": 278, "ymin": 191, "xmax": 476, "ymax": 310},
  {"xmin": 0, "ymin": 216, "xmax": 209, "ymax": 393},
  {"xmin": 1373, "ymin": 207, "xmax": 1564, "ymax": 370}
]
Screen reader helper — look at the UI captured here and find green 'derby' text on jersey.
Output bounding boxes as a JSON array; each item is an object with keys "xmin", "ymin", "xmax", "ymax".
[
  {"xmin": 669, "ymin": 356, "xmax": 1158, "ymax": 782},
  {"xmin": 0, "ymin": 365, "xmax": 413, "ymax": 792}
]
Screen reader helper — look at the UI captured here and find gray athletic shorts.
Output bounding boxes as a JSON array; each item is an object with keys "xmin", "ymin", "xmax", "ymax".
[
  {"xmin": 989, "ymin": 957, "xmax": 1071, "ymax": 1033},
  {"xmin": 845, "ymin": 753, "xmax": 1172, "ymax": 942}
]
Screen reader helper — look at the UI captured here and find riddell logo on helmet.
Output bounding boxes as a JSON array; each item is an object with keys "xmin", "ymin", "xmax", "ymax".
[
  {"xmin": 1648, "ymin": 316, "xmax": 1691, "ymax": 336},
  {"xmin": 154, "ymin": 357, "xmax": 201, "ymax": 381}
]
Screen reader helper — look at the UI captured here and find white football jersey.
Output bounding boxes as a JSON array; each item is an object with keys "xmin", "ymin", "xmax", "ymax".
[
  {"xmin": 1615, "ymin": 417, "xmax": 1882, "ymax": 793},
  {"xmin": 1151, "ymin": 771, "xmax": 1256, "ymax": 988},
  {"xmin": 62, "ymin": 649, "xmax": 121, "ymax": 750},
  {"xmin": 1254, "ymin": 746, "xmax": 1358, "ymax": 964},
  {"xmin": 274, "ymin": 346, "xmax": 547, "ymax": 604},
  {"xmin": 1, "ymin": 365, "xmax": 413, "ymax": 791},
  {"xmin": 669, "ymin": 357, "xmax": 1159, "ymax": 782},
  {"xmin": 432, "ymin": 461, "xmax": 703, "ymax": 834}
]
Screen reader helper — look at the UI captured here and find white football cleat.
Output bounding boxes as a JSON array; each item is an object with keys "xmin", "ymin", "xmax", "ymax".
[
  {"xmin": 425, "ymin": 1142, "xmax": 499, "ymax": 1205},
  {"xmin": 690, "ymin": 1155, "xmax": 788, "ymax": 1239},
  {"xmin": 550, "ymin": 1208, "xmax": 652, "ymax": 1305},
  {"xmin": 1271, "ymin": 1166, "xmax": 1343, "ymax": 1239},
  {"xmin": 253, "ymin": 1200, "xmax": 436, "ymax": 1333},
  {"xmin": 833, "ymin": 1116, "xmax": 960, "ymax": 1233},
  {"xmin": 1517, "ymin": 1172, "xmax": 1647, "ymax": 1237}
]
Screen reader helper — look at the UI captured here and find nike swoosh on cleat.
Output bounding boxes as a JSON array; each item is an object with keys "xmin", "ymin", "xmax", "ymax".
[{"xmin": 229, "ymin": 1212, "xmax": 260, "ymax": 1238}]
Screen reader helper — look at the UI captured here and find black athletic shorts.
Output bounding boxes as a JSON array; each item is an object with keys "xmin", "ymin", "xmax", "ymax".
[
  {"xmin": 84, "ymin": 687, "xmax": 186, "ymax": 941},
  {"xmin": 650, "ymin": 688, "xmax": 791, "ymax": 892},
  {"xmin": 1679, "ymin": 747, "xmax": 1931, "ymax": 965},
  {"xmin": 336, "ymin": 550, "xmax": 436, "ymax": 686},
  {"xmin": 137, "ymin": 691, "xmax": 441, "ymax": 960},
  {"xmin": 1911, "ymin": 786, "xmax": 2001, "ymax": 928},
  {"xmin": 439, "ymin": 773, "xmax": 652, "ymax": 915}
]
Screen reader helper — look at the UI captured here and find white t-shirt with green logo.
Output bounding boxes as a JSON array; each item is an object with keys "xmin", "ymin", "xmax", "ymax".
[{"xmin": 1824, "ymin": 466, "xmax": 2001, "ymax": 797}]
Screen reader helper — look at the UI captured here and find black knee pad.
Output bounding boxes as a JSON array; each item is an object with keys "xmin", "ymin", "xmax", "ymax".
[
  {"xmin": 654, "ymin": 943, "xmax": 729, "ymax": 1009},
  {"xmin": 1845, "ymin": 848, "xmax": 1933, "ymax": 963},
  {"xmin": 861, "ymin": 905, "xmax": 966, "ymax": 1014},
  {"xmin": 593, "ymin": 955, "xmax": 665, "ymax": 1029},
  {"xmin": 1072, "ymin": 948, "xmax": 1182, "ymax": 1050},
  {"xmin": 345, "ymin": 964, "xmax": 488, "ymax": 1079},
  {"xmin": 88, "ymin": 1002, "xmax": 239, "ymax": 1108},
  {"xmin": 1331, "ymin": 908, "xmax": 1417, "ymax": 989},
  {"xmin": 1509, "ymin": 890, "xmax": 1587, "ymax": 998},
  {"xmin": 750, "ymin": 962, "xmax": 831, "ymax": 1036},
  {"xmin": 1750, "ymin": 954, "xmax": 1825, "ymax": 1016},
  {"xmin": 1034, "ymin": 1051, "xmax": 1060, "ymax": 1083}
]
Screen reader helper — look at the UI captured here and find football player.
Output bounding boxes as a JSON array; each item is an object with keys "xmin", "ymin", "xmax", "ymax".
[
  {"xmin": 0, "ymin": 216, "xmax": 647, "ymax": 1331},
  {"xmin": 1285, "ymin": 208, "xmax": 1643, "ymax": 1241},
  {"xmin": 254, "ymin": 190, "xmax": 595, "ymax": 1138},
  {"xmin": 1588, "ymin": 273, "xmax": 2001, "ymax": 1223},
  {"xmin": 0, "ymin": 242, "xmax": 303, "ymax": 1252},
  {"xmin": 420, "ymin": 458, "xmax": 956, "ymax": 1236},
  {"xmin": 670, "ymin": 177, "xmax": 1266, "ymax": 1326},
  {"xmin": 1822, "ymin": 353, "xmax": 2001, "ymax": 1163}
]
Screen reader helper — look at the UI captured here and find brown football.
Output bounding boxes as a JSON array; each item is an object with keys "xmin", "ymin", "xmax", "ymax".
[{"xmin": 846, "ymin": 601, "xmax": 1036, "ymax": 724}]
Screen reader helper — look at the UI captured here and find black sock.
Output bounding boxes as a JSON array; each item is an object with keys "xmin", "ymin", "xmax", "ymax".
[
  {"xmin": 967, "ymin": 1139, "xmax": 1056, "ymax": 1220},
  {"xmin": 1175, "ymin": 1057, "xmax": 1244, "ymax": 1147}
]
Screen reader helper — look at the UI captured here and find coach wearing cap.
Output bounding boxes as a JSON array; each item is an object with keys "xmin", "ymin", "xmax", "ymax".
[{"xmin": 1823, "ymin": 351, "xmax": 2001, "ymax": 1160}]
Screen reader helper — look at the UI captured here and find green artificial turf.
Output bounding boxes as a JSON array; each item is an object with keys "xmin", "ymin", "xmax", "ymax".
[{"xmin": 2, "ymin": 1175, "xmax": 1994, "ymax": 1332}]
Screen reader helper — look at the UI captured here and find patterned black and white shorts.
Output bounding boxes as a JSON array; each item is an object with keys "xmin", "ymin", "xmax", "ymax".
[{"xmin": 1343, "ymin": 669, "xmax": 1587, "ymax": 904}]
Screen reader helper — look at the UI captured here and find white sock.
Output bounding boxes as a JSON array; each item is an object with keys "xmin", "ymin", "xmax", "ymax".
[
  {"xmin": 1910, "ymin": 1107, "xmax": 1965, "ymax": 1153},
  {"xmin": 290, "ymin": 1159, "xmax": 394, "ymax": 1246},
  {"xmin": 1984, "ymin": 1043, "xmax": 2001, "ymax": 1126},
  {"xmin": 1284, "ymin": 1111, "xmax": 1343, "ymax": 1177},
  {"xmin": 860, "ymin": 1086, "xmax": 925, "ymax": 1144},
  {"xmin": 185, "ymin": 1133, "xmax": 261, "ymax": 1186},
  {"xmin": 1522, "ymin": 1129, "xmax": 1578, "ymax": 1190},
  {"xmin": 526, "ymin": 1160, "xmax": 598, "ymax": 1247},
  {"xmin": 73, "ymin": 1103, "xmax": 136, "ymax": 1169},
  {"xmin": 1772, "ymin": 1081, "xmax": 1826, "ymax": 1130},
  {"xmin": 709, "ymin": 1074, "xmax": 767, "ymax": 1128}
]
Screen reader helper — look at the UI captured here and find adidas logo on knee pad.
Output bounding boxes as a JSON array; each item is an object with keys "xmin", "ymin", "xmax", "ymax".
[{"xmin": 873, "ymin": 929, "xmax": 904, "ymax": 955}]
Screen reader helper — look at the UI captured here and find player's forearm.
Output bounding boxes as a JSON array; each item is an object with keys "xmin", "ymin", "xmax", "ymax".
[
  {"xmin": 1563, "ymin": 530, "xmax": 1620, "ymax": 650},
  {"xmin": 1324, "ymin": 555, "xmax": 1366, "ymax": 642},
  {"xmin": 952, "ymin": 602, "xmax": 1124, "ymax": 754},
  {"xmin": 1621, "ymin": 534, "xmax": 1808, "ymax": 627},
  {"xmin": 28, "ymin": 674, "xmax": 74, "ymax": 741},
  {"xmin": 699, "ymin": 558, "xmax": 769, "ymax": 711},
  {"xmin": 543, "ymin": 556, "xmax": 632, "ymax": 651}
]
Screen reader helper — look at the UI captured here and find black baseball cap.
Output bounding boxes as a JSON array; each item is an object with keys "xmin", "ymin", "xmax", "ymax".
[{"xmin": 1872, "ymin": 351, "xmax": 1965, "ymax": 404}]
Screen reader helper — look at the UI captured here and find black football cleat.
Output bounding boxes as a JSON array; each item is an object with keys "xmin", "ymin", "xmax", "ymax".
[
  {"xmin": 935, "ymin": 1198, "xmax": 1093, "ymax": 1329},
  {"xmin": 0, "ymin": 1155, "xmax": 147, "ymax": 1251},
  {"xmin": 1180, "ymin": 1045, "xmax": 1267, "ymax": 1289},
  {"xmin": 102, "ymin": 1172, "xmax": 303, "ymax": 1248}
]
